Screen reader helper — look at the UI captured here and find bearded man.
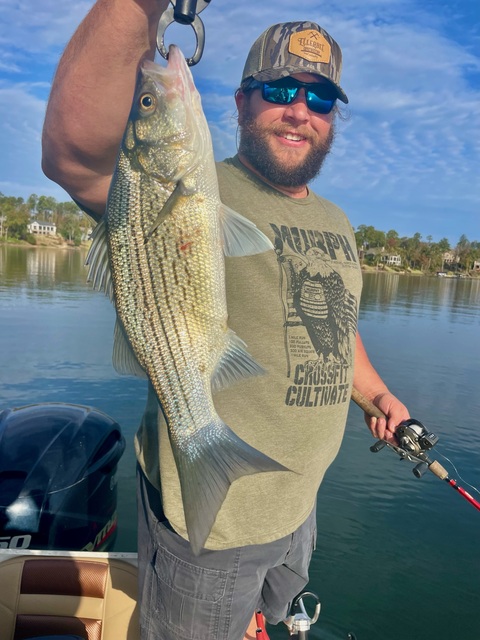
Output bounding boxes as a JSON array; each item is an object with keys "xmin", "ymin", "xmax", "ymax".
[{"xmin": 42, "ymin": 4, "xmax": 409, "ymax": 640}]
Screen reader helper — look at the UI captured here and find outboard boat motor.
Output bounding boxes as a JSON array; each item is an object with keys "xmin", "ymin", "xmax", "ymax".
[{"xmin": 0, "ymin": 403, "xmax": 125, "ymax": 552}]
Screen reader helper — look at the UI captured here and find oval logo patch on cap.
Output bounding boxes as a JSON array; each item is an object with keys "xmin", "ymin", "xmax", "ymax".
[{"xmin": 288, "ymin": 29, "xmax": 331, "ymax": 64}]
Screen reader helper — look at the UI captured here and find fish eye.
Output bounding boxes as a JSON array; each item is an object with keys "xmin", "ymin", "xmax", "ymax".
[{"xmin": 139, "ymin": 93, "xmax": 156, "ymax": 111}]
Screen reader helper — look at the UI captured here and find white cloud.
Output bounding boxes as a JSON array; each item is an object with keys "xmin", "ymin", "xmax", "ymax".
[
  {"xmin": 0, "ymin": 0, "xmax": 478, "ymax": 241},
  {"xmin": 0, "ymin": 1, "xmax": 94, "ymax": 54}
]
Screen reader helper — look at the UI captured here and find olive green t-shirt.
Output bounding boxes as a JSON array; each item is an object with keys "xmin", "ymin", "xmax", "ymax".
[{"xmin": 135, "ymin": 155, "xmax": 363, "ymax": 550}]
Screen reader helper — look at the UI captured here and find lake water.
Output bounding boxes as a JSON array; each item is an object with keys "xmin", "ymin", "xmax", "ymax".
[{"xmin": 0, "ymin": 245, "xmax": 479, "ymax": 640}]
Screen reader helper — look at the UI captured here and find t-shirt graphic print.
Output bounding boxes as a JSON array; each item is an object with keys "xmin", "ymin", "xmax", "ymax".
[{"xmin": 270, "ymin": 223, "xmax": 358, "ymax": 409}]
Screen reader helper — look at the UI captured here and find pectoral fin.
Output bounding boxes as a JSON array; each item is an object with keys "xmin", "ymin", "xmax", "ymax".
[
  {"xmin": 221, "ymin": 204, "xmax": 273, "ymax": 257},
  {"xmin": 145, "ymin": 179, "xmax": 198, "ymax": 242}
]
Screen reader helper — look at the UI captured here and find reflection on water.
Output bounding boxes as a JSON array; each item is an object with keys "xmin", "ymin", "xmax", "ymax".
[
  {"xmin": 0, "ymin": 244, "xmax": 89, "ymax": 294},
  {"xmin": 1, "ymin": 249, "xmax": 479, "ymax": 640},
  {"xmin": 361, "ymin": 271, "xmax": 480, "ymax": 322}
]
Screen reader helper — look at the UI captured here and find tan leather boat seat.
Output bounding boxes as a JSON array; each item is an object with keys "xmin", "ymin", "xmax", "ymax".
[{"xmin": 0, "ymin": 555, "xmax": 139, "ymax": 640}]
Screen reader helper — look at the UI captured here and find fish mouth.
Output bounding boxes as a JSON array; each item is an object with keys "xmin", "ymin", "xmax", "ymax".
[
  {"xmin": 142, "ymin": 45, "xmax": 195, "ymax": 102},
  {"xmin": 167, "ymin": 45, "xmax": 197, "ymax": 94}
]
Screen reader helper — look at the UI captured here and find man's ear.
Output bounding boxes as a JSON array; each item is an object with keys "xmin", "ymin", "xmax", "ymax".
[{"xmin": 235, "ymin": 90, "xmax": 246, "ymax": 126}]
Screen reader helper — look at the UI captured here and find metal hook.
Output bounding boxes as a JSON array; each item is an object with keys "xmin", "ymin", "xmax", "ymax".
[{"xmin": 156, "ymin": 0, "xmax": 211, "ymax": 66}]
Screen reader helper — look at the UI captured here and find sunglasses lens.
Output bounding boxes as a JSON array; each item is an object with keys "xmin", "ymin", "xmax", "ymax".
[
  {"xmin": 262, "ymin": 85, "xmax": 298, "ymax": 105},
  {"xmin": 306, "ymin": 92, "xmax": 336, "ymax": 115},
  {"xmin": 261, "ymin": 80, "xmax": 336, "ymax": 114}
]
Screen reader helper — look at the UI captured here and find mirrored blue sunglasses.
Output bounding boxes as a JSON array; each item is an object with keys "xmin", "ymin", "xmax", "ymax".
[{"xmin": 246, "ymin": 77, "xmax": 337, "ymax": 115}]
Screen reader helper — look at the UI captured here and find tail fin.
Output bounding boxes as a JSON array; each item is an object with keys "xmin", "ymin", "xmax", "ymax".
[{"xmin": 172, "ymin": 422, "xmax": 289, "ymax": 555}]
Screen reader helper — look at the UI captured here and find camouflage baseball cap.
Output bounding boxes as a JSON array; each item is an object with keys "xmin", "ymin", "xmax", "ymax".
[{"xmin": 241, "ymin": 21, "xmax": 348, "ymax": 104}]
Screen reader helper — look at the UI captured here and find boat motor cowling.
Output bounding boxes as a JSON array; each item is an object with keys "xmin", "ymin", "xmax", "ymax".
[{"xmin": 0, "ymin": 403, "xmax": 125, "ymax": 552}]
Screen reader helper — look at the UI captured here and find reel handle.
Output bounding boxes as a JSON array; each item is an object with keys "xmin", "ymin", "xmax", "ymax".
[{"xmin": 370, "ymin": 440, "xmax": 386, "ymax": 453}]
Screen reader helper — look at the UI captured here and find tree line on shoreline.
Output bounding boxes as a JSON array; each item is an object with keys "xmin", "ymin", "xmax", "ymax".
[
  {"xmin": 355, "ymin": 225, "xmax": 480, "ymax": 274},
  {"xmin": 0, "ymin": 193, "xmax": 90, "ymax": 246},
  {"xmin": 0, "ymin": 192, "xmax": 478, "ymax": 274}
]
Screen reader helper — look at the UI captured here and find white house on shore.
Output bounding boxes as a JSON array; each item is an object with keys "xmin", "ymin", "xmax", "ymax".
[
  {"xmin": 27, "ymin": 221, "xmax": 57, "ymax": 236},
  {"xmin": 359, "ymin": 246, "xmax": 402, "ymax": 266}
]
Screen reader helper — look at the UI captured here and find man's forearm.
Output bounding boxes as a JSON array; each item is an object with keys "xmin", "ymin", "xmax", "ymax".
[
  {"xmin": 353, "ymin": 332, "xmax": 389, "ymax": 401},
  {"xmin": 42, "ymin": 0, "xmax": 168, "ymax": 216},
  {"xmin": 353, "ymin": 332, "xmax": 410, "ymax": 441}
]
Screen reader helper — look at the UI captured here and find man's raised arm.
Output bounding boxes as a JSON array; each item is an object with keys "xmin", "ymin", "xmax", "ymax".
[{"xmin": 42, "ymin": 0, "xmax": 168, "ymax": 218}]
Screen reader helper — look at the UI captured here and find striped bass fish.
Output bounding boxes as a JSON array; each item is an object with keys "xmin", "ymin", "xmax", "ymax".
[{"xmin": 86, "ymin": 45, "xmax": 288, "ymax": 554}]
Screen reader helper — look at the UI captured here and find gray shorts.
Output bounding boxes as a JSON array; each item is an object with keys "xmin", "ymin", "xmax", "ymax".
[{"xmin": 137, "ymin": 466, "xmax": 317, "ymax": 640}]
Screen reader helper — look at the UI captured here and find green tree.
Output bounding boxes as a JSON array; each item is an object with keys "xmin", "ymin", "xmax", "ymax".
[
  {"xmin": 437, "ymin": 238, "xmax": 451, "ymax": 252},
  {"xmin": 435, "ymin": 238, "xmax": 451, "ymax": 272},
  {"xmin": 398, "ymin": 233, "xmax": 429, "ymax": 270},
  {"xmin": 385, "ymin": 229, "xmax": 399, "ymax": 250},
  {"xmin": 355, "ymin": 224, "xmax": 386, "ymax": 249},
  {"xmin": 57, "ymin": 201, "xmax": 81, "ymax": 217},
  {"xmin": 455, "ymin": 235, "xmax": 470, "ymax": 270},
  {"xmin": 56, "ymin": 200, "xmax": 92, "ymax": 244},
  {"xmin": 421, "ymin": 240, "xmax": 447, "ymax": 273},
  {"xmin": 0, "ymin": 194, "xmax": 29, "ymax": 240},
  {"xmin": 37, "ymin": 195, "xmax": 58, "ymax": 222},
  {"xmin": 59, "ymin": 213, "xmax": 83, "ymax": 245},
  {"xmin": 470, "ymin": 242, "xmax": 480, "ymax": 271},
  {"xmin": 27, "ymin": 193, "xmax": 39, "ymax": 218}
]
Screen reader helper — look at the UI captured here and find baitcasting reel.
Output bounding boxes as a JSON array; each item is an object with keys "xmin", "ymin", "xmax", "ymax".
[{"xmin": 370, "ymin": 418, "xmax": 439, "ymax": 478}]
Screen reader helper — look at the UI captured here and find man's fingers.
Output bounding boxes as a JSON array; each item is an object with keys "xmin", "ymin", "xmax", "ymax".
[{"xmin": 369, "ymin": 415, "xmax": 387, "ymax": 440}]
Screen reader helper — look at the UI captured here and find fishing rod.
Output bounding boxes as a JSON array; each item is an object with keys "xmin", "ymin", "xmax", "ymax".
[
  {"xmin": 351, "ymin": 388, "xmax": 480, "ymax": 511},
  {"xmin": 255, "ymin": 396, "xmax": 477, "ymax": 640}
]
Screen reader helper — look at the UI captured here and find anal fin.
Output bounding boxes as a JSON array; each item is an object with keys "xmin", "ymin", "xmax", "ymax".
[{"xmin": 212, "ymin": 329, "xmax": 265, "ymax": 393}]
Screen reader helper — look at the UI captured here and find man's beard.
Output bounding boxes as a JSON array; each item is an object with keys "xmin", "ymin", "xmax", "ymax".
[{"xmin": 238, "ymin": 108, "xmax": 335, "ymax": 189}]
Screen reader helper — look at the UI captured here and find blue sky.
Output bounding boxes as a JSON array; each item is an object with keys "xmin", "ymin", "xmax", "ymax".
[{"xmin": 0, "ymin": 0, "xmax": 479, "ymax": 245}]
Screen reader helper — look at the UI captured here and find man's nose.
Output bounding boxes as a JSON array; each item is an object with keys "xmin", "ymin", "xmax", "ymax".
[{"xmin": 284, "ymin": 89, "xmax": 309, "ymax": 121}]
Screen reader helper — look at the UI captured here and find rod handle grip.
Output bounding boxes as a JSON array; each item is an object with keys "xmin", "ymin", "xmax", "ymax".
[
  {"xmin": 351, "ymin": 387, "xmax": 386, "ymax": 419},
  {"xmin": 428, "ymin": 460, "xmax": 449, "ymax": 480}
]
